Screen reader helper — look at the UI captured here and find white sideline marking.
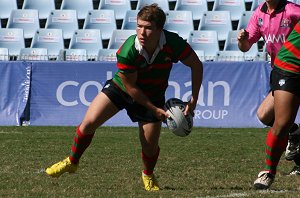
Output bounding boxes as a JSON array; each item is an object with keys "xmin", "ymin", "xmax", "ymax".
[
  {"xmin": 0, "ymin": 131, "xmax": 22, "ymax": 134},
  {"xmin": 37, "ymin": 169, "xmax": 46, "ymax": 174},
  {"xmin": 202, "ymin": 193, "xmax": 248, "ymax": 198},
  {"xmin": 201, "ymin": 190, "xmax": 294, "ymax": 198}
]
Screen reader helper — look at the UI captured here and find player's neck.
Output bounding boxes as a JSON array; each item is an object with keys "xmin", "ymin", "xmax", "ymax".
[
  {"xmin": 266, "ymin": 1, "xmax": 279, "ymax": 14},
  {"xmin": 144, "ymin": 40, "xmax": 159, "ymax": 58}
]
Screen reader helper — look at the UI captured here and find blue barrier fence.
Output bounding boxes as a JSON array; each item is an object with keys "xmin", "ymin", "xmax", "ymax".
[{"xmin": 2, "ymin": 61, "xmax": 297, "ymax": 127}]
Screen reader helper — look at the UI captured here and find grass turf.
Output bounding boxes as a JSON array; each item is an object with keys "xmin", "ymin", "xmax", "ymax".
[{"xmin": 0, "ymin": 126, "xmax": 300, "ymax": 197}]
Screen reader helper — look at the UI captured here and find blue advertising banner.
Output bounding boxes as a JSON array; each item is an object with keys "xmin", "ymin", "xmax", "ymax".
[
  {"xmin": 0, "ymin": 61, "xmax": 31, "ymax": 125},
  {"xmin": 167, "ymin": 62, "xmax": 271, "ymax": 127},
  {"xmin": 29, "ymin": 61, "xmax": 132, "ymax": 126},
  {"xmin": 28, "ymin": 61, "xmax": 277, "ymax": 127}
]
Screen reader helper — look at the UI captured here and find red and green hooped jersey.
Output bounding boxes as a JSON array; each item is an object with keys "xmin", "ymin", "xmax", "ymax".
[
  {"xmin": 112, "ymin": 30, "xmax": 192, "ymax": 101},
  {"xmin": 274, "ymin": 21, "xmax": 300, "ymax": 74}
]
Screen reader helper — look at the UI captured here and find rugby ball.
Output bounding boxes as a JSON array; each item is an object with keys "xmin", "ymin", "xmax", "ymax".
[{"xmin": 164, "ymin": 98, "xmax": 193, "ymax": 137}]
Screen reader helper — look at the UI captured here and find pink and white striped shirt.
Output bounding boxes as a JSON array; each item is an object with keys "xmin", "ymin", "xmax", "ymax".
[{"xmin": 246, "ymin": 0, "xmax": 300, "ymax": 66}]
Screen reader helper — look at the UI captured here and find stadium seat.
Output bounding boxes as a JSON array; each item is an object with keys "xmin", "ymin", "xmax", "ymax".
[
  {"xmin": 237, "ymin": 11, "xmax": 253, "ymax": 30},
  {"xmin": 107, "ymin": 29, "xmax": 136, "ymax": 49},
  {"xmin": 0, "ymin": 0, "xmax": 17, "ymax": 19},
  {"xmin": 198, "ymin": 11, "xmax": 232, "ymax": 41},
  {"xmin": 251, "ymin": 0, "xmax": 265, "ymax": 11},
  {"xmin": 238, "ymin": 10, "xmax": 263, "ymax": 42},
  {"xmin": 19, "ymin": 48, "xmax": 48, "ymax": 60},
  {"xmin": 7, "ymin": 9, "xmax": 40, "ymax": 39},
  {"xmin": 58, "ymin": 49, "xmax": 87, "ymax": 61},
  {"xmin": 174, "ymin": 0, "xmax": 208, "ymax": 21},
  {"xmin": 31, "ymin": 28, "xmax": 64, "ymax": 59},
  {"xmin": 22, "ymin": 0, "xmax": 55, "ymax": 19},
  {"xmin": 194, "ymin": 50, "xmax": 205, "ymax": 62},
  {"xmin": 69, "ymin": 29, "xmax": 103, "ymax": 61},
  {"xmin": 164, "ymin": 10, "xmax": 194, "ymax": 40},
  {"xmin": 121, "ymin": 10, "xmax": 139, "ymax": 30},
  {"xmin": 215, "ymin": 50, "xmax": 245, "ymax": 61},
  {"xmin": 98, "ymin": 0, "xmax": 131, "ymax": 20},
  {"xmin": 187, "ymin": 30, "xmax": 219, "ymax": 61},
  {"xmin": 0, "ymin": 28, "xmax": 25, "ymax": 57},
  {"xmin": 223, "ymin": 30, "xmax": 240, "ymax": 51},
  {"xmin": 83, "ymin": 10, "xmax": 117, "ymax": 41},
  {"xmin": 0, "ymin": 48, "xmax": 9, "ymax": 61},
  {"xmin": 45, "ymin": 10, "xmax": 78, "ymax": 39},
  {"xmin": 255, "ymin": 51, "xmax": 268, "ymax": 61},
  {"xmin": 244, "ymin": 43, "xmax": 259, "ymax": 61},
  {"xmin": 212, "ymin": 0, "xmax": 246, "ymax": 21},
  {"xmin": 136, "ymin": 0, "xmax": 169, "ymax": 12},
  {"xmin": 224, "ymin": 30, "xmax": 258, "ymax": 61},
  {"xmin": 98, "ymin": 49, "xmax": 117, "ymax": 61},
  {"xmin": 60, "ymin": 0, "xmax": 94, "ymax": 20}
]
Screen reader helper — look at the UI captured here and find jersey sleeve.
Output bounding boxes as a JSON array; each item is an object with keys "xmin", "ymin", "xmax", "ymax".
[
  {"xmin": 246, "ymin": 9, "xmax": 262, "ymax": 45},
  {"xmin": 165, "ymin": 31, "xmax": 192, "ymax": 63},
  {"xmin": 177, "ymin": 42, "xmax": 193, "ymax": 62},
  {"xmin": 116, "ymin": 35, "xmax": 138, "ymax": 73},
  {"xmin": 116, "ymin": 55, "xmax": 137, "ymax": 73}
]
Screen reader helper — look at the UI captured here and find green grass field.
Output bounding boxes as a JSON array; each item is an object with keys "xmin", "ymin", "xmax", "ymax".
[{"xmin": 1, "ymin": 126, "xmax": 300, "ymax": 198}]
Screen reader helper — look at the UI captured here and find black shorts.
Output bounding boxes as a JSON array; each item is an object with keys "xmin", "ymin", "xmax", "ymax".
[
  {"xmin": 101, "ymin": 79, "xmax": 165, "ymax": 123},
  {"xmin": 271, "ymin": 67, "xmax": 300, "ymax": 98}
]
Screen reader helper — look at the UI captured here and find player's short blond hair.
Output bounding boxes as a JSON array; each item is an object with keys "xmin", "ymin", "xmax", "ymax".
[{"xmin": 137, "ymin": 3, "xmax": 166, "ymax": 29}]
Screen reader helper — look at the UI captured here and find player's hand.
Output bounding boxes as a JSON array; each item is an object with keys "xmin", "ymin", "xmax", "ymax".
[
  {"xmin": 237, "ymin": 29, "xmax": 249, "ymax": 41},
  {"xmin": 155, "ymin": 108, "xmax": 170, "ymax": 121},
  {"xmin": 184, "ymin": 99, "xmax": 196, "ymax": 117}
]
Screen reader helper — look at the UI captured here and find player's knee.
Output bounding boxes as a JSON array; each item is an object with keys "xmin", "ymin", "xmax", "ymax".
[
  {"xmin": 256, "ymin": 107, "xmax": 264, "ymax": 120},
  {"xmin": 80, "ymin": 121, "xmax": 97, "ymax": 134},
  {"xmin": 256, "ymin": 111, "xmax": 272, "ymax": 126},
  {"xmin": 256, "ymin": 111, "xmax": 264, "ymax": 123}
]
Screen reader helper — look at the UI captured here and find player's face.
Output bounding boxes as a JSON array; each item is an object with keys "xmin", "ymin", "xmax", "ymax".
[{"xmin": 136, "ymin": 19, "xmax": 162, "ymax": 48}]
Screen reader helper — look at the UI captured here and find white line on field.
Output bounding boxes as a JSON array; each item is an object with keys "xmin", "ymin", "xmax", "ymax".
[
  {"xmin": 0, "ymin": 131, "xmax": 22, "ymax": 134},
  {"xmin": 200, "ymin": 190, "xmax": 295, "ymax": 198},
  {"xmin": 201, "ymin": 193, "xmax": 248, "ymax": 198}
]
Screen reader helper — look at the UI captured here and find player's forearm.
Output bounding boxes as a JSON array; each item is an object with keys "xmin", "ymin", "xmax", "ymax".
[
  {"xmin": 126, "ymin": 85, "xmax": 157, "ymax": 112},
  {"xmin": 238, "ymin": 40, "xmax": 251, "ymax": 52},
  {"xmin": 183, "ymin": 51, "xmax": 203, "ymax": 104},
  {"xmin": 191, "ymin": 61, "xmax": 203, "ymax": 103},
  {"xmin": 118, "ymin": 72, "xmax": 158, "ymax": 112}
]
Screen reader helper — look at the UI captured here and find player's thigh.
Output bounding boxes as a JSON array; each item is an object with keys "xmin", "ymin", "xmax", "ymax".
[
  {"xmin": 257, "ymin": 92, "xmax": 274, "ymax": 121},
  {"xmin": 81, "ymin": 92, "xmax": 119, "ymax": 132},
  {"xmin": 138, "ymin": 121, "xmax": 161, "ymax": 152},
  {"xmin": 273, "ymin": 90, "xmax": 300, "ymax": 135}
]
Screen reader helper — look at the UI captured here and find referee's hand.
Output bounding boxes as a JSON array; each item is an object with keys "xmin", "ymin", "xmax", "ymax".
[{"xmin": 237, "ymin": 29, "xmax": 249, "ymax": 41}]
